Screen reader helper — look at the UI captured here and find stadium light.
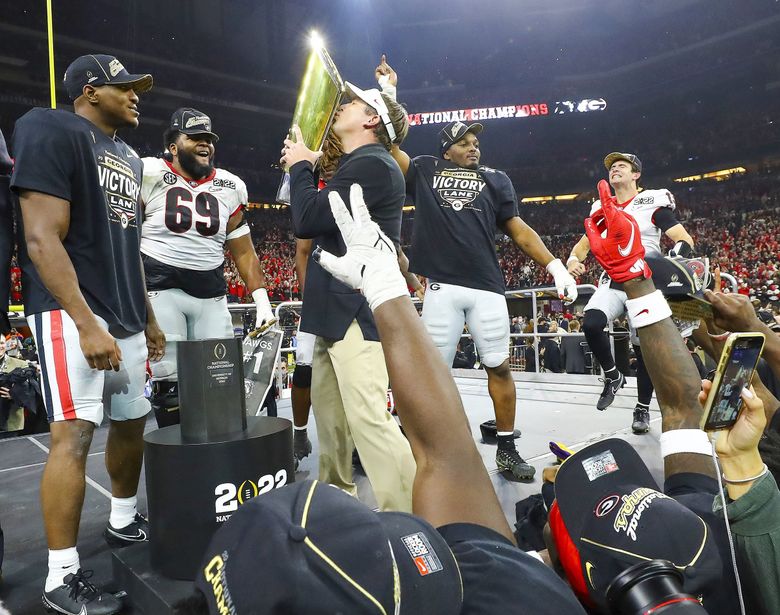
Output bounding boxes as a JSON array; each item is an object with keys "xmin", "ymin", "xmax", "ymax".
[
  {"xmin": 674, "ymin": 167, "xmax": 746, "ymax": 183},
  {"xmin": 309, "ymin": 30, "xmax": 324, "ymax": 51}
]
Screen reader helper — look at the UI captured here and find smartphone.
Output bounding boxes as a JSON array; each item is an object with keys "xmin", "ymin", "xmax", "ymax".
[{"xmin": 700, "ymin": 332, "xmax": 765, "ymax": 431}]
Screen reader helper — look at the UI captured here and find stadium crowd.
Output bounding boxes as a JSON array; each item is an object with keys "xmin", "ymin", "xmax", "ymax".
[{"xmin": 226, "ymin": 167, "xmax": 780, "ymax": 309}]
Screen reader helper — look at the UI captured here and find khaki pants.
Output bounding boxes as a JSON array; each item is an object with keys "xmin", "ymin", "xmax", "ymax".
[{"xmin": 311, "ymin": 320, "xmax": 415, "ymax": 512}]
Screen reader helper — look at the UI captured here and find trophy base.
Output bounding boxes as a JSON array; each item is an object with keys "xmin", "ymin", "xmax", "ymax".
[{"xmin": 112, "ymin": 542, "xmax": 194, "ymax": 614}]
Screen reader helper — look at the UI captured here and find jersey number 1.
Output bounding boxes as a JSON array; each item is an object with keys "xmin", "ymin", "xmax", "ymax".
[{"xmin": 165, "ymin": 187, "xmax": 219, "ymax": 236}]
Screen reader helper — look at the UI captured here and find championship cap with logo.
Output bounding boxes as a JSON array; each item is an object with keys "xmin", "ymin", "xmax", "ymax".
[
  {"xmin": 169, "ymin": 107, "xmax": 220, "ymax": 142},
  {"xmin": 604, "ymin": 152, "xmax": 642, "ymax": 173},
  {"xmin": 439, "ymin": 121, "xmax": 483, "ymax": 157},
  {"xmin": 64, "ymin": 54, "xmax": 153, "ymax": 101},
  {"xmin": 195, "ymin": 480, "xmax": 463, "ymax": 614},
  {"xmin": 548, "ymin": 439, "xmax": 721, "ymax": 612}
]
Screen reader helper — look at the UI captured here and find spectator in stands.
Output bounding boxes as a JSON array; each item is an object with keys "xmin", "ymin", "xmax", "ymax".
[
  {"xmin": 560, "ymin": 319, "xmax": 586, "ymax": 374},
  {"xmin": 541, "ymin": 321, "xmax": 562, "ymax": 373}
]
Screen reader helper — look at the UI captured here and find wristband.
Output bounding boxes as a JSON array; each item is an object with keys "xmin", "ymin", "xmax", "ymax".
[
  {"xmin": 626, "ymin": 290, "xmax": 672, "ymax": 329},
  {"xmin": 722, "ymin": 463, "xmax": 768, "ymax": 484},
  {"xmin": 566, "ymin": 256, "xmax": 580, "ymax": 266},
  {"xmin": 659, "ymin": 429, "xmax": 713, "ymax": 458},
  {"xmin": 226, "ymin": 223, "xmax": 251, "ymax": 241}
]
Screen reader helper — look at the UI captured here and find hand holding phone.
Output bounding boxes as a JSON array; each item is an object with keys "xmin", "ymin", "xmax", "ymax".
[{"xmin": 700, "ymin": 332, "xmax": 765, "ymax": 431}]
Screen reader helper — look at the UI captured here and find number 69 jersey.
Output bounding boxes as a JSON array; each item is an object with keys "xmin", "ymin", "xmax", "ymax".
[{"xmin": 140, "ymin": 158, "xmax": 247, "ymax": 271}]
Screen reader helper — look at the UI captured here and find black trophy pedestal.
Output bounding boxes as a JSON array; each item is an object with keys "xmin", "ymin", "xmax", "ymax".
[
  {"xmin": 112, "ymin": 542, "xmax": 194, "ymax": 614},
  {"xmin": 144, "ymin": 416, "xmax": 293, "ymax": 581}
]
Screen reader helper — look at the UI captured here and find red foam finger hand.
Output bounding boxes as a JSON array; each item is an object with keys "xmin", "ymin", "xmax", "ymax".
[
  {"xmin": 585, "ymin": 204, "xmax": 650, "ymax": 283},
  {"xmin": 597, "ymin": 180, "xmax": 613, "ymax": 209}
]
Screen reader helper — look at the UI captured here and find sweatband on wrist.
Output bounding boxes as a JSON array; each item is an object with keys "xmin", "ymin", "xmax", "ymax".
[
  {"xmin": 659, "ymin": 429, "xmax": 712, "ymax": 458},
  {"xmin": 566, "ymin": 256, "xmax": 580, "ymax": 266},
  {"xmin": 626, "ymin": 290, "xmax": 672, "ymax": 329},
  {"xmin": 226, "ymin": 223, "xmax": 251, "ymax": 241}
]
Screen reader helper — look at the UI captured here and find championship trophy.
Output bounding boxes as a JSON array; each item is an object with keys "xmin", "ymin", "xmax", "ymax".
[{"xmin": 276, "ymin": 32, "xmax": 344, "ymax": 204}]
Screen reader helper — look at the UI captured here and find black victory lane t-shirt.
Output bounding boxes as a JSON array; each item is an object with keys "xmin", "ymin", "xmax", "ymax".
[
  {"xmin": 406, "ymin": 155, "xmax": 518, "ymax": 295},
  {"xmin": 11, "ymin": 108, "xmax": 146, "ymax": 335}
]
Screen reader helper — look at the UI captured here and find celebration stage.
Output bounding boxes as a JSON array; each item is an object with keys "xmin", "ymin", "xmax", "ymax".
[{"xmin": 0, "ymin": 371, "xmax": 662, "ymax": 614}]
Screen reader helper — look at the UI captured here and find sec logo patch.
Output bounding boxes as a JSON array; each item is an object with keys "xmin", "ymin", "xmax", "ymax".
[{"xmin": 163, "ymin": 172, "xmax": 177, "ymax": 185}]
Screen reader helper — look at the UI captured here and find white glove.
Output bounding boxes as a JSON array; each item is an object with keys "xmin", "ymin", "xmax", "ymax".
[
  {"xmin": 251, "ymin": 288, "xmax": 275, "ymax": 329},
  {"xmin": 546, "ymin": 258, "xmax": 578, "ymax": 304},
  {"xmin": 314, "ymin": 184, "xmax": 408, "ymax": 311},
  {"xmin": 377, "ymin": 74, "xmax": 397, "ymax": 101}
]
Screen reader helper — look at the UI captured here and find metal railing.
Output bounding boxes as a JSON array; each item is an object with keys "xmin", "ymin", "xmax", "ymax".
[{"xmin": 233, "ymin": 284, "xmax": 602, "ymax": 373}]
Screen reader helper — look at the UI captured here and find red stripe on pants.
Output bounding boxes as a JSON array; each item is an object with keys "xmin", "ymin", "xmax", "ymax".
[{"xmin": 51, "ymin": 311, "xmax": 76, "ymax": 420}]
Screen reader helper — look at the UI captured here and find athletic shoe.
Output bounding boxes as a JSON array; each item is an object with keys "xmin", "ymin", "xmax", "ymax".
[
  {"xmin": 596, "ymin": 372, "xmax": 626, "ymax": 411},
  {"xmin": 42, "ymin": 569, "xmax": 122, "ymax": 615},
  {"xmin": 103, "ymin": 513, "xmax": 149, "ymax": 548},
  {"xmin": 496, "ymin": 448, "xmax": 536, "ymax": 481},
  {"xmin": 632, "ymin": 405, "xmax": 651, "ymax": 434},
  {"xmin": 293, "ymin": 430, "xmax": 312, "ymax": 462},
  {"xmin": 548, "ymin": 441, "xmax": 574, "ymax": 463}
]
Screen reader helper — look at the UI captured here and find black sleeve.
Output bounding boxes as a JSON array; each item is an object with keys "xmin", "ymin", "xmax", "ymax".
[
  {"xmin": 289, "ymin": 156, "xmax": 394, "ymax": 239},
  {"xmin": 494, "ymin": 173, "xmax": 519, "ymax": 225},
  {"xmin": 405, "ymin": 155, "xmax": 435, "ymax": 195},
  {"xmin": 0, "ymin": 130, "xmax": 12, "ymax": 176},
  {"xmin": 10, "ymin": 112, "xmax": 76, "ymax": 201},
  {"xmin": 651, "ymin": 207, "xmax": 679, "ymax": 233}
]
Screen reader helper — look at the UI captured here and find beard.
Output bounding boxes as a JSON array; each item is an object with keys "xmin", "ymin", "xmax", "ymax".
[{"xmin": 178, "ymin": 148, "xmax": 214, "ymax": 180}]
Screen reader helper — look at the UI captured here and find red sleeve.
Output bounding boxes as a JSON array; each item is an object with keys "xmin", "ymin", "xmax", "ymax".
[{"xmin": 548, "ymin": 502, "xmax": 593, "ymax": 609}]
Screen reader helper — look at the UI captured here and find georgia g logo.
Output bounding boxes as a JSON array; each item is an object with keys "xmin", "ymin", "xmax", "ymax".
[{"xmin": 595, "ymin": 495, "xmax": 620, "ymax": 518}]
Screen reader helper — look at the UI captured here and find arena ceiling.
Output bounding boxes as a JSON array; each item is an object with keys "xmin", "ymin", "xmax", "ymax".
[{"xmin": 0, "ymin": 0, "xmax": 778, "ymax": 199}]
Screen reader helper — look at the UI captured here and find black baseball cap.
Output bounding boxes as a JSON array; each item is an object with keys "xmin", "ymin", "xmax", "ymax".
[
  {"xmin": 645, "ymin": 255, "xmax": 715, "ymax": 330},
  {"xmin": 439, "ymin": 121, "xmax": 483, "ymax": 157},
  {"xmin": 195, "ymin": 480, "xmax": 463, "ymax": 614},
  {"xmin": 604, "ymin": 152, "xmax": 642, "ymax": 173},
  {"xmin": 550, "ymin": 439, "xmax": 721, "ymax": 612},
  {"xmin": 169, "ymin": 107, "xmax": 220, "ymax": 142},
  {"xmin": 64, "ymin": 54, "xmax": 153, "ymax": 101}
]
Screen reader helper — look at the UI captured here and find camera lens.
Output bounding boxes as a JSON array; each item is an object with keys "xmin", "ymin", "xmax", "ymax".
[{"xmin": 606, "ymin": 560, "xmax": 708, "ymax": 614}]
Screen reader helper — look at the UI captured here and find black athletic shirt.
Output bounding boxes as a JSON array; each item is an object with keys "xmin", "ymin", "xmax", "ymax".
[
  {"xmin": 437, "ymin": 523, "xmax": 586, "ymax": 614},
  {"xmin": 406, "ymin": 156, "xmax": 518, "ymax": 295},
  {"xmin": 289, "ymin": 143, "xmax": 405, "ymax": 341},
  {"xmin": 10, "ymin": 108, "xmax": 146, "ymax": 335},
  {"xmin": 664, "ymin": 473, "xmax": 741, "ymax": 615}
]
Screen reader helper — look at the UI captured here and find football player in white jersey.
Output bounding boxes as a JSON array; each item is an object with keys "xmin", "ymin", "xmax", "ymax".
[
  {"xmin": 567, "ymin": 153, "xmax": 694, "ymax": 432},
  {"xmin": 140, "ymin": 108, "xmax": 274, "ymax": 427}
]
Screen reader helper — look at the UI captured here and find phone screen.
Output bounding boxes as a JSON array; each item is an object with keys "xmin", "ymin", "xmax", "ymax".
[{"xmin": 705, "ymin": 339, "xmax": 763, "ymax": 429}]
